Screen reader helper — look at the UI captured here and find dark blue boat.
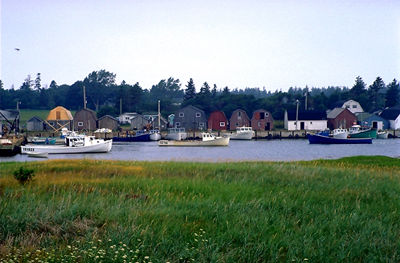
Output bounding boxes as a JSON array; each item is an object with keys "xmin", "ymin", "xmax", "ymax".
[
  {"xmin": 113, "ymin": 130, "xmax": 151, "ymax": 142},
  {"xmin": 307, "ymin": 133, "xmax": 372, "ymax": 144}
]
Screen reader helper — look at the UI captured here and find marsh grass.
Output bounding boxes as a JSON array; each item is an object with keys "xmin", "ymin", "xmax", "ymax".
[{"xmin": 0, "ymin": 156, "xmax": 400, "ymax": 262}]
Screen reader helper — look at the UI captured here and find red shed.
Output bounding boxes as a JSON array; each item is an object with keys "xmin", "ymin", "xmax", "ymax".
[
  {"xmin": 251, "ymin": 109, "xmax": 274, "ymax": 131},
  {"xmin": 327, "ymin": 108, "xmax": 357, "ymax": 129},
  {"xmin": 208, "ymin": 111, "xmax": 228, "ymax": 130},
  {"xmin": 229, "ymin": 109, "xmax": 251, "ymax": 130}
]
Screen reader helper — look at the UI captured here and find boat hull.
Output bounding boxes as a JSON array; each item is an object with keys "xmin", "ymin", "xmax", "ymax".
[
  {"xmin": 0, "ymin": 137, "xmax": 24, "ymax": 156},
  {"xmin": 149, "ymin": 133, "xmax": 161, "ymax": 141},
  {"xmin": 348, "ymin": 129, "xmax": 377, "ymax": 139},
  {"xmin": 377, "ymin": 132, "xmax": 388, "ymax": 139},
  {"xmin": 21, "ymin": 140, "xmax": 113, "ymax": 154},
  {"xmin": 229, "ymin": 132, "xmax": 254, "ymax": 140},
  {"xmin": 113, "ymin": 134, "xmax": 150, "ymax": 142},
  {"xmin": 307, "ymin": 134, "xmax": 372, "ymax": 144},
  {"xmin": 158, "ymin": 137, "xmax": 230, "ymax": 146}
]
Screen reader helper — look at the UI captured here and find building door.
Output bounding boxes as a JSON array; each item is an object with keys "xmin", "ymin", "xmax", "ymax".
[
  {"xmin": 300, "ymin": 122, "xmax": 305, "ymax": 130},
  {"xmin": 265, "ymin": 122, "xmax": 271, "ymax": 131},
  {"xmin": 372, "ymin": 121, "xmax": 378, "ymax": 129}
]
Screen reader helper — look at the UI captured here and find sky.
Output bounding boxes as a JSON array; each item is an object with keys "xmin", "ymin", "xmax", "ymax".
[{"xmin": 1, "ymin": 0, "xmax": 399, "ymax": 91}]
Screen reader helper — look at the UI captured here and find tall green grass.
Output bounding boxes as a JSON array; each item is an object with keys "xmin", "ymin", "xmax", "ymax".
[{"xmin": 0, "ymin": 156, "xmax": 399, "ymax": 262}]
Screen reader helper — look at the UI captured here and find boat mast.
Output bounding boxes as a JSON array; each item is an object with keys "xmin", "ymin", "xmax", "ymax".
[{"xmin": 83, "ymin": 85, "xmax": 87, "ymax": 109}]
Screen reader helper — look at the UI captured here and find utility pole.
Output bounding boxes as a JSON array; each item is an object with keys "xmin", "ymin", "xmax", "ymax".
[
  {"xmin": 295, "ymin": 99, "xmax": 299, "ymax": 130},
  {"xmin": 158, "ymin": 100, "xmax": 161, "ymax": 130},
  {"xmin": 305, "ymin": 92, "xmax": 308, "ymax": 110},
  {"xmin": 120, "ymin": 98, "xmax": 122, "ymax": 115},
  {"xmin": 83, "ymin": 85, "xmax": 87, "ymax": 109}
]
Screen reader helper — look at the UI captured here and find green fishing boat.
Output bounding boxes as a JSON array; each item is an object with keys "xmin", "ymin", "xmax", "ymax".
[{"xmin": 348, "ymin": 125, "xmax": 377, "ymax": 139}]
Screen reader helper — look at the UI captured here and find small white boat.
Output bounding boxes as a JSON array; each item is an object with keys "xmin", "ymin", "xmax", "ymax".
[
  {"xmin": 159, "ymin": 132, "xmax": 229, "ymax": 147},
  {"xmin": 332, "ymin": 128, "xmax": 348, "ymax": 139},
  {"xmin": 149, "ymin": 129, "xmax": 161, "ymax": 141},
  {"xmin": 165, "ymin": 128, "xmax": 187, "ymax": 141},
  {"xmin": 229, "ymin": 126, "xmax": 255, "ymax": 140},
  {"xmin": 21, "ymin": 133, "xmax": 112, "ymax": 154},
  {"xmin": 27, "ymin": 152, "xmax": 48, "ymax": 158},
  {"xmin": 377, "ymin": 130, "xmax": 388, "ymax": 139}
]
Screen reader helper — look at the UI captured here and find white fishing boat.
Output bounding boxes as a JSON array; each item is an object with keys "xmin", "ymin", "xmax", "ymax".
[
  {"xmin": 27, "ymin": 152, "xmax": 48, "ymax": 158},
  {"xmin": 149, "ymin": 129, "xmax": 161, "ymax": 141},
  {"xmin": 377, "ymin": 130, "xmax": 388, "ymax": 139},
  {"xmin": 332, "ymin": 128, "xmax": 348, "ymax": 139},
  {"xmin": 165, "ymin": 128, "xmax": 187, "ymax": 141},
  {"xmin": 158, "ymin": 132, "xmax": 229, "ymax": 147},
  {"xmin": 21, "ymin": 133, "xmax": 112, "ymax": 154},
  {"xmin": 229, "ymin": 126, "xmax": 255, "ymax": 140}
]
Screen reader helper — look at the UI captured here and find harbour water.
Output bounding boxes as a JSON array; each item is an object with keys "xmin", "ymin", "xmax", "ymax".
[{"xmin": 1, "ymin": 139, "xmax": 399, "ymax": 162}]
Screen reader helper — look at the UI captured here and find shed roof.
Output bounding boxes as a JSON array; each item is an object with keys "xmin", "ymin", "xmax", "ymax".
[
  {"xmin": 380, "ymin": 108, "xmax": 400, "ymax": 120},
  {"xmin": 287, "ymin": 110, "xmax": 326, "ymax": 121},
  {"xmin": 74, "ymin": 108, "xmax": 97, "ymax": 120},
  {"xmin": 46, "ymin": 106, "xmax": 73, "ymax": 121},
  {"xmin": 27, "ymin": 116, "xmax": 44, "ymax": 122},
  {"xmin": 98, "ymin": 115, "xmax": 118, "ymax": 121},
  {"xmin": 0, "ymin": 110, "xmax": 19, "ymax": 121},
  {"xmin": 327, "ymin": 108, "xmax": 346, "ymax": 119}
]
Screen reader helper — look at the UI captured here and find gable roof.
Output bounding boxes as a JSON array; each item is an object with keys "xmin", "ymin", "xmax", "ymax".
[
  {"xmin": 75, "ymin": 108, "xmax": 97, "ymax": 119},
  {"xmin": 327, "ymin": 108, "xmax": 346, "ymax": 119},
  {"xmin": 46, "ymin": 106, "xmax": 73, "ymax": 120},
  {"xmin": 380, "ymin": 108, "xmax": 400, "ymax": 120},
  {"xmin": 27, "ymin": 116, "xmax": 44, "ymax": 122},
  {"xmin": 98, "ymin": 115, "xmax": 118, "ymax": 121},
  {"xmin": 180, "ymin": 105, "xmax": 205, "ymax": 113},
  {"xmin": 286, "ymin": 110, "xmax": 326, "ymax": 121},
  {"xmin": 0, "ymin": 110, "xmax": 19, "ymax": 121}
]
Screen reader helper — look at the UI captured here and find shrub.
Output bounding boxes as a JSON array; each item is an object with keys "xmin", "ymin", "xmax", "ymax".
[{"xmin": 13, "ymin": 167, "xmax": 35, "ymax": 185}]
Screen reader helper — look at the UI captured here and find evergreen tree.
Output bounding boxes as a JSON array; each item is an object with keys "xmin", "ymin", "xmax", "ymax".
[
  {"xmin": 350, "ymin": 76, "xmax": 368, "ymax": 110},
  {"xmin": 222, "ymin": 86, "xmax": 230, "ymax": 96},
  {"xmin": 212, "ymin": 84, "xmax": 218, "ymax": 97},
  {"xmin": 368, "ymin": 76, "xmax": 385, "ymax": 110},
  {"xmin": 184, "ymin": 78, "xmax": 196, "ymax": 101},
  {"xmin": 199, "ymin": 82, "xmax": 211, "ymax": 95},
  {"xmin": 34, "ymin": 73, "xmax": 41, "ymax": 90},
  {"xmin": 385, "ymin": 79, "xmax": 399, "ymax": 107}
]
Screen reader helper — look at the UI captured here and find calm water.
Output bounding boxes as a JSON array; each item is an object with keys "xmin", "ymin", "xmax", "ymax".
[{"xmin": 1, "ymin": 139, "xmax": 399, "ymax": 162}]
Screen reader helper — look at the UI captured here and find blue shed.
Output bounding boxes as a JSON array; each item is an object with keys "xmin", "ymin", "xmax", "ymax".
[{"xmin": 356, "ymin": 113, "xmax": 389, "ymax": 130}]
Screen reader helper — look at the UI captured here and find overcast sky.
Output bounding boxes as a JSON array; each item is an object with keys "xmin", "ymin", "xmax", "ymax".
[{"xmin": 1, "ymin": 0, "xmax": 399, "ymax": 91}]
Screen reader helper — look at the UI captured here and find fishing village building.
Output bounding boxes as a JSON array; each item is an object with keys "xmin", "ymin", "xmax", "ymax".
[
  {"xmin": 45, "ymin": 106, "xmax": 73, "ymax": 131},
  {"xmin": 173, "ymin": 105, "xmax": 207, "ymax": 131},
  {"xmin": 251, "ymin": 109, "xmax": 274, "ymax": 131},
  {"xmin": 98, "ymin": 115, "xmax": 119, "ymax": 131},
  {"xmin": 284, "ymin": 110, "xmax": 327, "ymax": 131},
  {"xmin": 74, "ymin": 108, "xmax": 97, "ymax": 131},
  {"xmin": 130, "ymin": 114, "xmax": 150, "ymax": 130},
  {"xmin": 26, "ymin": 116, "xmax": 45, "ymax": 131},
  {"xmin": 229, "ymin": 109, "xmax": 251, "ymax": 130},
  {"xmin": 327, "ymin": 108, "xmax": 357, "ymax": 130},
  {"xmin": 118, "ymin": 112, "xmax": 137, "ymax": 124},
  {"xmin": 208, "ymin": 111, "xmax": 228, "ymax": 131},
  {"xmin": 356, "ymin": 112, "xmax": 389, "ymax": 130},
  {"xmin": 341, "ymin": 99, "xmax": 364, "ymax": 114},
  {"xmin": 380, "ymin": 108, "xmax": 400, "ymax": 130}
]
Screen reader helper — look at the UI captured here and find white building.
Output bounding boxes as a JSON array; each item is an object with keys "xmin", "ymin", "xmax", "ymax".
[
  {"xmin": 342, "ymin": 100, "xmax": 364, "ymax": 114},
  {"xmin": 284, "ymin": 110, "xmax": 327, "ymax": 131},
  {"xmin": 380, "ymin": 108, "xmax": 400, "ymax": 130}
]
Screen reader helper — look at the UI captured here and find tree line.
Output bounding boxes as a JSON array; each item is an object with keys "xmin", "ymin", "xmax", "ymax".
[{"xmin": 0, "ymin": 70, "xmax": 399, "ymax": 120}]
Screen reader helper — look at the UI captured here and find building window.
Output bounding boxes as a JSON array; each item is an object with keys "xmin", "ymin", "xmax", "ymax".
[
  {"xmin": 238, "ymin": 111, "xmax": 241, "ymax": 117},
  {"xmin": 258, "ymin": 121, "xmax": 261, "ymax": 127},
  {"xmin": 352, "ymin": 105, "xmax": 357, "ymax": 108},
  {"xmin": 175, "ymin": 122, "xmax": 180, "ymax": 127},
  {"xmin": 179, "ymin": 112, "xmax": 184, "ymax": 117},
  {"xmin": 310, "ymin": 121, "xmax": 313, "ymax": 124},
  {"xmin": 56, "ymin": 111, "xmax": 61, "ymax": 120},
  {"xmin": 220, "ymin": 122, "xmax": 225, "ymax": 127},
  {"xmin": 260, "ymin": 112, "xmax": 265, "ymax": 119},
  {"xmin": 78, "ymin": 122, "xmax": 83, "ymax": 126},
  {"xmin": 265, "ymin": 112, "xmax": 269, "ymax": 118},
  {"xmin": 199, "ymin": 122, "xmax": 204, "ymax": 127},
  {"xmin": 196, "ymin": 112, "xmax": 201, "ymax": 118}
]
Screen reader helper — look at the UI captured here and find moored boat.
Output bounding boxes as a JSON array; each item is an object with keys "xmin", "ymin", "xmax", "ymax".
[
  {"xmin": 165, "ymin": 128, "xmax": 187, "ymax": 141},
  {"xmin": 27, "ymin": 151, "xmax": 48, "ymax": 158},
  {"xmin": 149, "ymin": 129, "xmax": 161, "ymax": 141},
  {"xmin": 113, "ymin": 130, "xmax": 151, "ymax": 142},
  {"xmin": 307, "ymin": 133, "xmax": 372, "ymax": 144},
  {"xmin": 332, "ymin": 128, "xmax": 348, "ymax": 139},
  {"xmin": 159, "ymin": 132, "xmax": 229, "ymax": 146},
  {"xmin": 377, "ymin": 130, "xmax": 388, "ymax": 139},
  {"xmin": 0, "ymin": 136, "xmax": 24, "ymax": 156},
  {"xmin": 21, "ymin": 134, "xmax": 112, "ymax": 154},
  {"xmin": 348, "ymin": 125, "xmax": 377, "ymax": 139},
  {"xmin": 229, "ymin": 126, "xmax": 255, "ymax": 140}
]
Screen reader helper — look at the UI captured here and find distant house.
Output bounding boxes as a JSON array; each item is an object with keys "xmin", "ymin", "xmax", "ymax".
[
  {"xmin": 45, "ymin": 106, "xmax": 73, "ymax": 131},
  {"xmin": 251, "ymin": 109, "xmax": 274, "ymax": 131},
  {"xmin": 284, "ymin": 110, "xmax": 327, "ymax": 131},
  {"xmin": 341, "ymin": 99, "xmax": 364, "ymax": 114},
  {"xmin": 208, "ymin": 111, "xmax": 228, "ymax": 131},
  {"xmin": 26, "ymin": 116, "xmax": 44, "ymax": 131},
  {"xmin": 74, "ymin": 108, "xmax": 97, "ymax": 131},
  {"xmin": 130, "ymin": 114, "xmax": 150, "ymax": 130},
  {"xmin": 380, "ymin": 108, "xmax": 400, "ymax": 130},
  {"xmin": 98, "ymin": 115, "xmax": 119, "ymax": 131},
  {"xmin": 327, "ymin": 108, "xmax": 357, "ymax": 130},
  {"xmin": 173, "ymin": 105, "xmax": 207, "ymax": 131},
  {"xmin": 118, "ymin": 112, "xmax": 138, "ymax": 124},
  {"xmin": 229, "ymin": 109, "xmax": 251, "ymax": 130},
  {"xmin": 356, "ymin": 112, "xmax": 389, "ymax": 130}
]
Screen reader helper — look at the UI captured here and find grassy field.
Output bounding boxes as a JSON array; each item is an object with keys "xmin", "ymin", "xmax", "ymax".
[
  {"xmin": 0, "ymin": 156, "xmax": 400, "ymax": 262},
  {"xmin": 19, "ymin": 109, "xmax": 76, "ymax": 127}
]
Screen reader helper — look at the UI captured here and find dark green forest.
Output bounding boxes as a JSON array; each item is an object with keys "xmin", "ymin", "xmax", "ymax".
[{"xmin": 0, "ymin": 70, "xmax": 399, "ymax": 120}]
